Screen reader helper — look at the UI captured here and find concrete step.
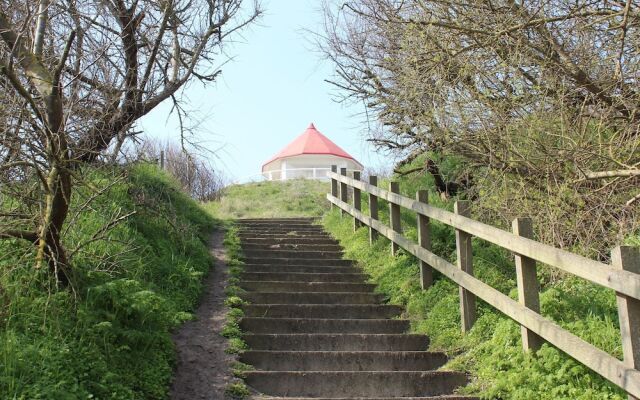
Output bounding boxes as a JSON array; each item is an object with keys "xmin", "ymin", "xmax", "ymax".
[
  {"xmin": 239, "ymin": 318, "xmax": 410, "ymax": 334},
  {"xmin": 241, "ymin": 238, "xmax": 339, "ymax": 246},
  {"xmin": 241, "ymin": 243, "xmax": 344, "ymax": 252},
  {"xmin": 236, "ymin": 218, "xmax": 317, "ymax": 223},
  {"xmin": 240, "ymin": 272, "xmax": 367, "ymax": 283},
  {"xmin": 239, "ymin": 228, "xmax": 326, "ymax": 235},
  {"xmin": 241, "ymin": 304, "xmax": 403, "ymax": 319},
  {"xmin": 242, "ymin": 257, "xmax": 353, "ymax": 266},
  {"xmin": 239, "ymin": 281, "xmax": 377, "ymax": 293},
  {"xmin": 243, "ymin": 334, "xmax": 430, "ymax": 351},
  {"xmin": 236, "ymin": 223, "xmax": 318, "ymax": 227},
  {"xmin": 238, "ymin": 223, "xmax": 323, "ymax": 228},
  {"xmin": 239, "ymin": 233, "xmax": 335, "ymax": 239},
  {"xmin": 244, "ymin": 371, "xmax": 469, "ymax": 398},
  {"xmin": 242, "ymin": 265, "xmax": 359, "ymax": 274},
  {"xmin": 242, "ymin": 249, "xmax": 344, "ymax": 259},
  {"xmin": 238, "ymin": 229, "xmax": 329, "ymax": 234},
  {"xmin": 254, "ymin": 396, "xmax": 478, "ymax": 400},
  {"xmin": 241, "ymin": 292, "xmax": 385, "ymax": 305},
  {"xmin": 234, "ymin": 217, "xmax": 471, "ymax": 399},
  {"xmin": 241, "ymin": 351, "xmax": 448, "ymax": 371}
]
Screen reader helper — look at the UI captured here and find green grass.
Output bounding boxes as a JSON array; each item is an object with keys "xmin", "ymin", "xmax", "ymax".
[
  {"xmin": 220, "ymin": 225, "xmax": 252, "ymax": 397},
  {"xmin": 322, "ymin": 169, "xmax": 626, "ymax": 399},
  {"xmin": 0, "ymin": 164, "xmax": 218, "ymax": 399},
  {"xmin": 205, "ymin": 179, "xmax": 329, "ymax": 219}
]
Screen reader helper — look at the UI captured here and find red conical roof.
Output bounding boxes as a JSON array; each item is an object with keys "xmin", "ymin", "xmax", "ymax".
[{"xmin": 262, "ymin": 123, "xmax": 362, "ymax": 170}]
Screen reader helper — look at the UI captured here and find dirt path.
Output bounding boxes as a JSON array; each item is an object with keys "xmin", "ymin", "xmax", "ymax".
[{"xmin": 170, "ymin": 229, "xmax": 235, "ymax": 399}]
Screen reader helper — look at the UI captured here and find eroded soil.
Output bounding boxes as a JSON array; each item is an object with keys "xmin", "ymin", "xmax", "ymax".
[{"xmin": 170, "ymin": 230, "xmax": 236, "ymax": 399}]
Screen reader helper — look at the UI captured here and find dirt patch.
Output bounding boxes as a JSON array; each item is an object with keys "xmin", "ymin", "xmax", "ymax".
[{"xmin": 170, "ymin": 229, "xmax": 235, "ymax": 399}]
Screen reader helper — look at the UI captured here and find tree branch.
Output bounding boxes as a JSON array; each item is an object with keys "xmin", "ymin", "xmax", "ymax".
[
  {"xmin": 584, "ymin": 170, "xmax": 640, "ymax": 180},
  {"xmin": 0, "ymin": 230, "xmax": 38, "ymax": 242}
]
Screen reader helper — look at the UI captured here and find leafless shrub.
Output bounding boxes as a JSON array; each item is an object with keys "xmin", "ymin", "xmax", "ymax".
[{"xmin": 132, "ymin": 138, "xmax": 227, "ymax": 201}]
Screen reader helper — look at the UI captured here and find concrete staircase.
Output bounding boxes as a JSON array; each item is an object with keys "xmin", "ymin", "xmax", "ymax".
[{"xmin": 236, "ymin": 218, "xmax": 475, "ymax": 399}]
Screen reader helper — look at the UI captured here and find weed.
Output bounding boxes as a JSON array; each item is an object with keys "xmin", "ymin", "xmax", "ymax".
[
  {"xmin": 231, "ymin": 361, "xmax": 255, "ymax": 378},
  {"xmin": 225, "ymin": 296, "xmax": 247, "ymax": 308},
  {"xmin": 225, "ymin": 337, "xmax": 248, "ymax": 355},
  {"xmin": 224, "ymin": 382, "xmax": 251, "ymax": 399}
]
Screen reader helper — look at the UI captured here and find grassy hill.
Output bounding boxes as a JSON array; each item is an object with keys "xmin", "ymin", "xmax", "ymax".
[
  {"xmin": 0, "ymin": 164, "xmax": 217, "ymax": 399},
  {"xmin": 1, "ymin": 165, "xmax": 628, "ymax": 399},
  {"xmin": 205, "ymin": 179, "xmax": 329, "ymax": 219}
]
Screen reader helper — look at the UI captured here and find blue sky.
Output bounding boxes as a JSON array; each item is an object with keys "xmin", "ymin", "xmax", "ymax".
[{"xmin": 139, "ymin": 0, "xmax": 390, "ymax": 183}]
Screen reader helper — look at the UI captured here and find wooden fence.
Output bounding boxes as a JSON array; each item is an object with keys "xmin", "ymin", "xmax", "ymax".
[{"xmin": 327, "ymin": 166, "xmax": 640, "ymax": 399}]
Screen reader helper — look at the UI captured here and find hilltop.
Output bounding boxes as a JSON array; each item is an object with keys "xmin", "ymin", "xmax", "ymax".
[{"xmin": 205, "ymin": 179, "xmax": 329, "ymax": 219}]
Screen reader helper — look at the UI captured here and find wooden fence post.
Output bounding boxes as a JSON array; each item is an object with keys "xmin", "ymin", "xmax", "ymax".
[
  {"xmin": 389, "ymin": 182, "xmax": 401, "ymax": 256},
  {"xmin": 455, "ymin": 201, "xmax": 476, "ymax": 332},
  {"xmin": 416, "ymin": 190, "xmax": 433, "ymax": 289},
  {"xmin": 353, "ymin": 171, "xmax": 362, "ymax": 231},
  {"xmin": 613, "ymin": 246, "xmax": 640, "ymax": 400},
  {"xmin": 512, "ymin": 217, "xmax": 543, "ymax": 352},
  {"xmin": 368, "ymin": 176, "xmax": 378, "ymax": 244},
  {"xmin": 330, "ymin": 165, "xmax": 338, "ymax": 209},
  {"xmin": 340, "ymin": 168, "xmax": 348, "ymax": 217},
  {"xmin": 159, "ymin": 150, "xmax": 165, "ymax": 170}
]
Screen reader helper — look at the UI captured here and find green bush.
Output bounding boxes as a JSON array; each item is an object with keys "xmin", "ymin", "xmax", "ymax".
[{"xmin": 0, "ymin": 164, "xmax": 217, "ymax": 399}]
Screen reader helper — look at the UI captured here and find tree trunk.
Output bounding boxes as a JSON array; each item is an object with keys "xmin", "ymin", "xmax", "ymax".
[
  {"xmin": 35, "ymin": 88, "xmax": 72, "ymax": 285},
  {"xmin": 37, "ymin": 162, "xmax": 71, "ymax": 285}
]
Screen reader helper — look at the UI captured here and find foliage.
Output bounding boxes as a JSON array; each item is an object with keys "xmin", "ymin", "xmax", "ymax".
[
  {"xmin": 322, "ymin": 169, "xmax": 626, "ymax": 399},
  {"xmin": 0, "ymin": 164, "xmax": 217, "ymax": 399},
  {"xmin": 224, "ymin": 382, "xmax": 251, "ymax": 399},
  {"xmin": 231, "ymin": 361, "xmax": 255, "ymax": 378},
  {"xmin": 219, "ymin": 225, "xmax": 253, "ymax": 400},
  {"xmin": 221, "ymin": 226, "xmax": 246, "ymax": 353},
  {"xmin": 205, "ymin": 179, "xmax": 330, "ymax": 219}
]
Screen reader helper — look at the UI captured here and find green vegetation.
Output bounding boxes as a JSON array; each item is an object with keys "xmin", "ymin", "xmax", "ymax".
[
  {"xmin": 206, "ymin": 179, "xmax": 329, "ymax": 219},
  {"xmin": 224, "ymin": 382, "xmax": 251, "ymax": 399},
  {"xmin": 231, "ymin": 361, "xmax": 255, "ymax": 378},
  {"xmin": 322, "ymin": 168, "xmax": 626, "ymax": 399},
  {"xmin": 0, "ymin": 164, "xmax": 217, "ymax": 399},
  {"xmin": 221, "ymin": 225, "xmax": 251, "ymax": 397}
]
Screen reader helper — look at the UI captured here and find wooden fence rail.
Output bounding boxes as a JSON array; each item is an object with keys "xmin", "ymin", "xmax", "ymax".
[{"xmin": 327, "ymin": 169, "xmax": 640, "ymax": 399}]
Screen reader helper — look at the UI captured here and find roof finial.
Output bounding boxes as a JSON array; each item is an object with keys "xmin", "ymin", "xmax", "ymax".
[{"xmin": 308, "ymin": 122, "xmax": 316, "ymax": 130}]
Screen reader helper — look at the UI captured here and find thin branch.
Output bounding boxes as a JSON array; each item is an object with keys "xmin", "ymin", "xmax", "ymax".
[{"xmin": 53, "ymin": 31, "xmax": 77, "ymax": 88}]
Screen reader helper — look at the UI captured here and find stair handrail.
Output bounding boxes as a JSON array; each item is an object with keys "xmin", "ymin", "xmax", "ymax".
[{"xmin": 327, "ymin": 166, "xmax": 640, "ymax": 399}]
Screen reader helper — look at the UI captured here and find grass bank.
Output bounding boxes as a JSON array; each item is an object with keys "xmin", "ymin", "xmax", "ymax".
[
  {"xmin": 205, "ymin": 179, "xmax": 329, "ymax": 219},
  {"xmin": 0, "ymin": 164, "xmax": 217, "ymax": 399},
  {"xmin": 322, "ymin": 171, "xmax": 625, "ymax": 399}
]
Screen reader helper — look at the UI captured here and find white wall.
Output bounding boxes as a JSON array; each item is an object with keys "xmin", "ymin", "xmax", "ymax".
[{"xmin": 262, "ymin": 154, "xmax": 363, "ymax": 180}]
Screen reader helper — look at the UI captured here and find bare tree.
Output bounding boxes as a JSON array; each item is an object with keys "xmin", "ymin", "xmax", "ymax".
[
  {"xmin": 0, "ymin": 0, "xmax": 261, "ymax": 283},
  {"xmin": 320, "ymin": 0, "xmax": 640, "ymax": 257}
]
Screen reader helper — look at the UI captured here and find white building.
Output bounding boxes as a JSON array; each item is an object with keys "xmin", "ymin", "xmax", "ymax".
[{"xmin": 262, "ymin": 123, "xmax": 364, "ymax": 181}]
